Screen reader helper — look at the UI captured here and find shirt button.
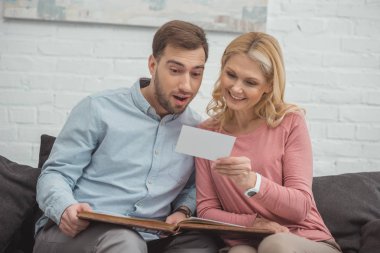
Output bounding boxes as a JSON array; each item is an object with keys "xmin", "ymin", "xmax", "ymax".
[
  {"xmin": 154, "ymin": 150, "xmax": 159, "ymax": 155},
  {"xmin": 148, "ymin": 180, "xmax": 152, "ymax": 184}
]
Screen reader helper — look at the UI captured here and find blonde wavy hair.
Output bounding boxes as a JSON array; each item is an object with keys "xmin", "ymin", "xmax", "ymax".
[{"xmin": 207, "ymin": 32, "xmax": 303, "ymax": 128}]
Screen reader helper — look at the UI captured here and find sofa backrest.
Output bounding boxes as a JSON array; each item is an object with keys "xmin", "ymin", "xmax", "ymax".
[
  {"xmin": 0, "ymin": 135, "xmax": 56, "ymax": 253},
  {"xmin": 313, "ymin": 172, "xmax": 380, "ymax": 253}
]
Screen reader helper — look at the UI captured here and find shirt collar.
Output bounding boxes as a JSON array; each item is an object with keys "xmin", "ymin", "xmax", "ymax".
[
  {"xmin": 131, "ymin": 78, "xmax": 151, "ymax": 115},
  {"xmin": 131, "ymin": 78, "xmax": 179, "ymax": 122}
]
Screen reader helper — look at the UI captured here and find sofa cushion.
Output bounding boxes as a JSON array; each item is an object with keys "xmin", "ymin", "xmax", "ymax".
[
  {"xmin": 313, "ymin": 172, "xmax": 380, "ymax": 253},
  {"xmin": 1, "ymin": 135, "xmax": 55, "ymax": 253},
  {"xmin": 38, "ymin": 134, "xmax": 56, "ymax": 169},
  {"xmin": 359, "ymin": 219, "xmax": 380, "ymax": 253},
  {"xmin": 0, "ymin": 156, "xmax": 41, "ymax": 253}
]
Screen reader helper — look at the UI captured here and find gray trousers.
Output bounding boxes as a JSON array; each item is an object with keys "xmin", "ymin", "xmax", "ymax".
[
  {"xmin": 33, "ymin": 223, "xmax": 218, "ymax": 253},
  {"xmin": 220, "ymin": 233, "xmax": 342, "ymax": 253}
]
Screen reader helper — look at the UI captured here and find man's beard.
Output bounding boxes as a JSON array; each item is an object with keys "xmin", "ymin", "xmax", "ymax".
[{"xmin": 154, "ymin": 71, "xmax": 188, "ymax": 115}]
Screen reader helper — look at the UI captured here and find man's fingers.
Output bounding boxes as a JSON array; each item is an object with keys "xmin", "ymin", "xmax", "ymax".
[
  {"xmin": 60, "ymin": 220, "xmax": 88, "ymax": 238},
  {"xmin": 59, "ymin": 203, "xmax": 92, "ymax": 238},
  {"xmin": 76, "ymin": 220, "xmax": 90, "ymax": 230},
  {"xmin": 59, "ymin": 222, "xmax": 77, "ymax": 237},
  {"xmin": 68, "ymin": 213, "xmax": 90, "ymax": 232},
  {"xmin": 78, "ymin": 203, "xmax": 93, "ymax": 212}
]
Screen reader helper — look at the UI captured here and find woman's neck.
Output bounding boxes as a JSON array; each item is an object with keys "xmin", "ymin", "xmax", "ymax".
[{"xmin": 223, "ymin": 112, "xmax": 264, "ymax": 135}]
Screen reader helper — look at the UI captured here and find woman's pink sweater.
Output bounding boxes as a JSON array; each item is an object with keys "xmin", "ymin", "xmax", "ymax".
[{"xmin": 196, "ymin": 113, "xmax": 332, "ymax": 245}]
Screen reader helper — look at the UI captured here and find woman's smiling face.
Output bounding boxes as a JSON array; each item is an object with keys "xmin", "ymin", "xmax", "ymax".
[{"xmin": 220, "ymin": 53, "xmax": 272, "ymax": 114}]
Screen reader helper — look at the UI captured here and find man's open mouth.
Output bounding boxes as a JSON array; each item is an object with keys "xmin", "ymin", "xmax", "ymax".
[{"xmin": 173, "ymin": 94, "xmax": 190, "ymax": 102}]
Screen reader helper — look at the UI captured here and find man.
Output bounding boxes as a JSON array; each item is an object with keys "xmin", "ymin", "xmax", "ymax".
[{"xmin": 34, "ymin": 20, "xmax": 217, "ymax": 253}]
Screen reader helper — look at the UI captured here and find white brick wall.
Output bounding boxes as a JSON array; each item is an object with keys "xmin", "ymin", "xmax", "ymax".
[{"xmin": 0, "ymin": 0, "xmax": 379, "ymax": 176}]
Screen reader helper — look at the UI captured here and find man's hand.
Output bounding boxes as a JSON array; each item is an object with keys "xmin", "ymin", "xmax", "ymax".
[
  {"xmin": 165, "ymin": 211, "xmax": 188, "ymax": 225},
  {"xmin": 252, "ymin": 217, "xmax": 289, "ymax": 233},
  {"xmin": 59, "ymin": 203, "xmax": 92, "ymax": 237}
]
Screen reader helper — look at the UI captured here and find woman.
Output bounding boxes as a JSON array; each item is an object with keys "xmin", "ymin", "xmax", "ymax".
[{"xmin": 195, "ymin": 32, "xmax": 341, "ymax": 253}]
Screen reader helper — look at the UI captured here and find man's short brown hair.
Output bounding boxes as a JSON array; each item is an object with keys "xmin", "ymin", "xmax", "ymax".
[{"xmin": 152, "ymin": 20, "xmax": 208, "ymax": 61}]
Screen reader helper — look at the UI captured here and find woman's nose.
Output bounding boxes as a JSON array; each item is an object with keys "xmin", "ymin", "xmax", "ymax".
[{"xmin": 230, "ymin": 81, "xmax": 243, "ymax": 93}]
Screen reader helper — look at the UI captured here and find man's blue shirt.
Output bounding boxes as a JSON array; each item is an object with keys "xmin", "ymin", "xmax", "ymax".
[{"xmin": 36, "ymin": 79, "xmax": 201, "ymax": 239}]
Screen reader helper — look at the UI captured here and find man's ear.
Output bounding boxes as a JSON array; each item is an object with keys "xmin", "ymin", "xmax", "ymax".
[{"xmin": 148, "ymin": 55, "xmax": 157, "ymax": 75}]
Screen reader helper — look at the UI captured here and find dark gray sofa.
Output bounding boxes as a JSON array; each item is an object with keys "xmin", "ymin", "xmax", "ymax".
[
  {"xmin": 312, "ymin": 171, "xmax": 380, "ymax": 253},
  {"xmin": 1, "ymin": 135, "xmax": 379, "ymax": 253}
]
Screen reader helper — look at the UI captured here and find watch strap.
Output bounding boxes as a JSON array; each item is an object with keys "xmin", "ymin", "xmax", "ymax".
[
  {"xmin": 244, "ymin": 173, "xmax": 262, "ymax": 197},
  {"xmin": 174, "ymin": 206, "xmax": 191, "ymax": 218}
]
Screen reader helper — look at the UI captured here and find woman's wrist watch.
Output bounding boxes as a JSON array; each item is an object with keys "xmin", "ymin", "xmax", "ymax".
[{"xmin": 244, "ymin": 173, "xmax": 262, "ymax": 197}]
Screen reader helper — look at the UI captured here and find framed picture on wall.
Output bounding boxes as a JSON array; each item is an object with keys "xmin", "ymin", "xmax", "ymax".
[{"xmin": 3, "ymin": 0, "xmax": 267, "ymax": 32}]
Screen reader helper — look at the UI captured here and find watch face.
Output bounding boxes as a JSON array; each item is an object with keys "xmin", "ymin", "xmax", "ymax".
[{"xmin": 246, "ymin": 190, "xmax": 256, "ymax": 197}]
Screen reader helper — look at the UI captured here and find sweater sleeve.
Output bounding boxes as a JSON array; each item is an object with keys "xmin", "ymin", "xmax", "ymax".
[{"xmin": 255, "ymin": 114, "xmax": 314, "ymax": 223}]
